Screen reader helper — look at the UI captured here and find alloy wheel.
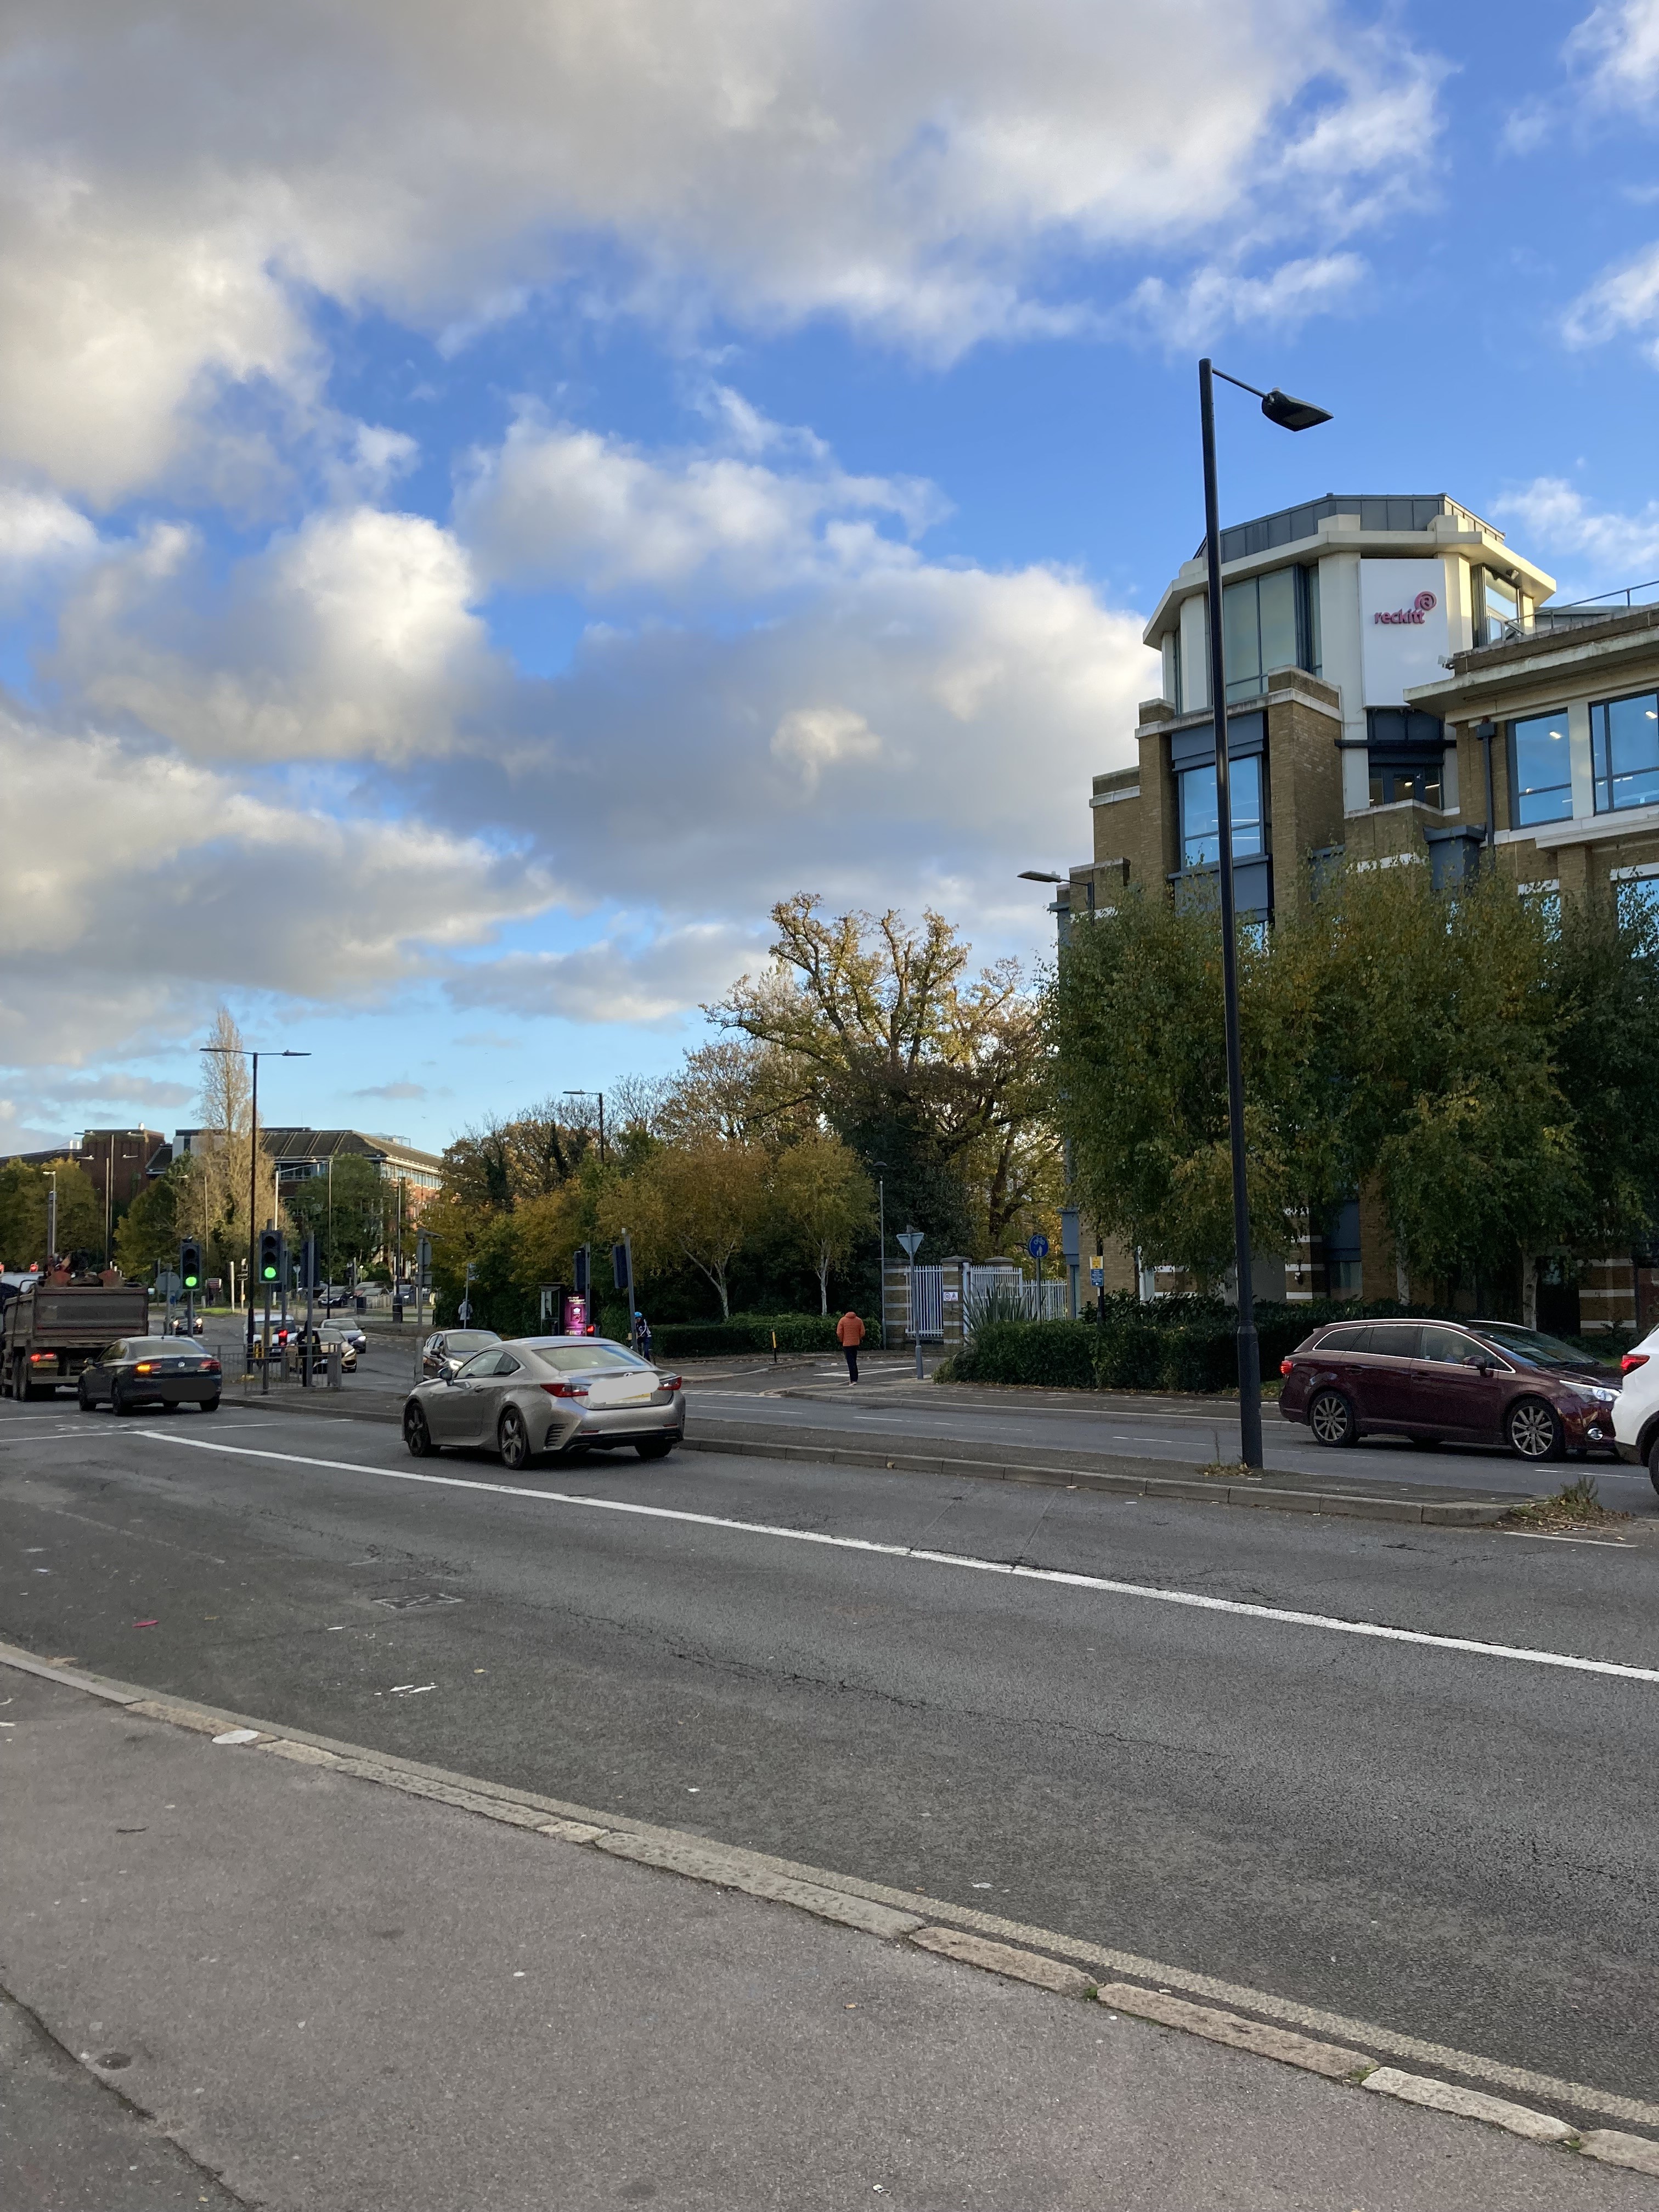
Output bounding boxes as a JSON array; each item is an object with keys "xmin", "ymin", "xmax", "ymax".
[
  {"xmin": 1508, "ymin": 1398, "xmax": 1562, "ymax": 1460},
  {"xmin": 499, "ymin": 1408, "xmax": 530, "ymax": 1470},
  {"xmin": 403, "ymin": 1404, "xmax": 434, "ymax": 1459},
  {"xmin": 1308, "ymin": 1390, "xmax": 1354, "ymax": 1446}
]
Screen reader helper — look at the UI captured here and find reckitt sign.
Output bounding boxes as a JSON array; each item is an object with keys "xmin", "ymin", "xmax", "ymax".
[{"xmin": 1373, "ymin": 590, "xmax": 1438, "ymax": 627}]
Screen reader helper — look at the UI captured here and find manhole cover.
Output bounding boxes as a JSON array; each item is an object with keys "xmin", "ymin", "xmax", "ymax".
[{"xmin": 370, "ymin": 1592, "xmax": 463, "ymax": 1612}]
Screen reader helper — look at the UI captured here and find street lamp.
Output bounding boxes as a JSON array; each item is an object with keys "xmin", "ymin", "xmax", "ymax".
[
  {"xmin": 200, "ymin": 1042, "xmax": 311, "ymax": 1366},
  {"xmin": 563, "ymin": 1089, "xmax": 606, "ymax": 1167},
  {"xmin": 1199, "ymin": 359, "xmax": 1331, "ymax": 1469}
]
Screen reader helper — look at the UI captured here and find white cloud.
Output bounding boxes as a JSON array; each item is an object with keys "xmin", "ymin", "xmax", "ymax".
[
  {"xmin": 0, "ymin": 707, "xmax": 558, "ymax": 1075},
  {"xmin": 1495, "ymin": 477, "xmax": 1659, "ymax": 588},
  {"xmin": 53, "ymin": 505, "xmax": 501, "ymax": 761},
  {"xmin": 0, "ymin": 0, "xmax": 1446, "ymax": 498},
  {"xmin": 1129, "ymin": 252, "xmax": 1366, "ymax": 347},
  {"xmin": 771, "ymin": 706, "xmax": 884, "ymax": 791},
  {"xmin": 1567, "ymin": 0, "xmax": 1659, "ymax": 106},
  {"xmin": 1565, "ymin": 243, "xmax": 1659, "ymax": 360},
  {"xmin": 0, "ymin": 484, "xmax": 98, "ymax": 570},
  {"xmin": 458, "ymin": 405, "xmax": 940, "ymax": 595},
  {"xmin": 447, "ymin": 923, "xmax": 770, "ymax": 1027}
]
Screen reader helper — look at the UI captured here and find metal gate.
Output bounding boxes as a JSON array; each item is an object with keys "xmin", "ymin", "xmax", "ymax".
[{"xmin": 909, "ymin": 1265, "xmax": 943, "ymax": 1341}]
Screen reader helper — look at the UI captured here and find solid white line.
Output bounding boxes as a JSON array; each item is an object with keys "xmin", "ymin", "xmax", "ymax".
[{"xmin": 133, "ymin": 1429, "xmax": 1659, "ymax": 1686}]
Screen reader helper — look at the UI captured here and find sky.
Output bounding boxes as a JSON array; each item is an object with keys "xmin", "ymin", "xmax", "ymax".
[{"xmin": 3, "ymin": 0, "xmax": 1659, "ymax": 1158}]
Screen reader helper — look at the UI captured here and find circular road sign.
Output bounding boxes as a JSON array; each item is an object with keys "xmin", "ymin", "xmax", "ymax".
[{"xmin": 1027, "ymin": 1234, "xmax": 1049, "ymax": 1259}]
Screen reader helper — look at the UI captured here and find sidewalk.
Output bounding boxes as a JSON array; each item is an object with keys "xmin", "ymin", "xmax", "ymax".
[{"xmin": 3, "ymin": 1662, "xmax": 1654, "ymax": 2210}]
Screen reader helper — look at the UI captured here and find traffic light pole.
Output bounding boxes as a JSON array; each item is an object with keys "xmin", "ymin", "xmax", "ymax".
[{"xmin": 262, "ymin": 1282, "xmax": 271, "ymax": 1396}]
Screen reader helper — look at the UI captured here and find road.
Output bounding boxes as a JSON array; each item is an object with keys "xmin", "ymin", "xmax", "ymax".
[{"xmin": 4, "ymin": 1387, "xmax": 1659, "ymax": 2135}]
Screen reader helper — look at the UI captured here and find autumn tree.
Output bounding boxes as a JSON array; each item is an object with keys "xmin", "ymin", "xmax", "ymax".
[
  {"xmin": 616, "ymin": 1138, "xmax": 771, "ymax": 1318},
  {"xmin": 769, "ymin": 1131, "xmax": 876, "ymax": 1312},
  {"xmin": 710, "ymin": 895, "xmax": 1055, "ymax": 1256}
]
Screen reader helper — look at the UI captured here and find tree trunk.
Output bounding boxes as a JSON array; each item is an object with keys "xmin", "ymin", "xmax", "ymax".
[{"xmin": 817, "ymin": 1249, "xmax": 830, "ymax": 1314}]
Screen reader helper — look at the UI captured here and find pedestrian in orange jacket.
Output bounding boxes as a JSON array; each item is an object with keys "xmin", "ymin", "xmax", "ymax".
[{"xmin": 836, "ymin": 1308, "xmax": 865, "ymax": 1383}]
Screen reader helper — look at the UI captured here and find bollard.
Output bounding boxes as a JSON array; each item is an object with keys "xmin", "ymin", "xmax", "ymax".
[{"xmin": 328, "ymin": 1344, "xmax": 342, "ymax": 1391}]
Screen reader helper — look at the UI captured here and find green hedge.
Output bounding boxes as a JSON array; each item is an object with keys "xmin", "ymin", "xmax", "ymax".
[
  {"xmin": 645, "ymin": 1311, "xmax": 878, "ymax": 1360},
  {"xmin": 940, "ymin": 1295, "xmax": 1611, "ymax": 1395}
]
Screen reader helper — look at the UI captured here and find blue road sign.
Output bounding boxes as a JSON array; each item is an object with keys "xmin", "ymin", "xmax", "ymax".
[
  {"xmin": 1027, "ymin": 1234, "xmax": 1049, "ymax": 1259},
  {"xmin": 1090, "ymin": 1266, "xmax": 1104, "ymax": 1286}
]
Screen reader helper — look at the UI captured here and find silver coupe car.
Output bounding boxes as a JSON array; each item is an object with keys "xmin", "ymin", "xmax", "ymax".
[{"xmin": 401, "ymin": 1335, "xmax": 684, "ymax": 1469}]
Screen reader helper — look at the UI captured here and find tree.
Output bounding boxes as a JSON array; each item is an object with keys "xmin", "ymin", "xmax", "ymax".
[
  {"xmin": 441, "ymin": 1100, "xmax": 596, "ymax": 1212},
  {"xmin": 617, "ymin": 1138, "xmax": 771, "ymax": 1318},
  {"xmin": 189, "ymin": 1006, "xmax": 280, "ymax": 1282},
  {"xmin": 1052, "ymin": 862, "xmax": 1587, "ymax": 1307},
  {"xmin": 0, "ymin": 1159, "xmax": 104, "ymax": 1271},
  {"xmin": 115, "ymin": 1160, "xmax": 200, "ymax": 1278},
  {"xmin": 710, "ymin": 894, "xmax": 1056, "ymax": 1256},
  {"xmin": 770, "ymin": 1132, "xmax": 876, "ymax": 1312},
  {"xmin": 283, "ymin": 1153, "xmax": 390, "ymax": 1283}
]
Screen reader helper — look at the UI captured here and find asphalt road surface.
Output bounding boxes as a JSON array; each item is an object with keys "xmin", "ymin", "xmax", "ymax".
[{"xmin": 4, "ymin": 1389, "xmax": 1657, "ymax": 2129}]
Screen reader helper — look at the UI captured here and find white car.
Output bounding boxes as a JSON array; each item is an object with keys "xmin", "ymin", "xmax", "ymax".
[{"xmin": 1613, "ymin": 1327, "xmax": 1659, "ymax": 1489}]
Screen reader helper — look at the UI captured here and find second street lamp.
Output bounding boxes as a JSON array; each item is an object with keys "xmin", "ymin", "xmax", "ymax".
[{"xmin": 1198, "ymin": 359, "xmax": 1330, "ymax": 1469}]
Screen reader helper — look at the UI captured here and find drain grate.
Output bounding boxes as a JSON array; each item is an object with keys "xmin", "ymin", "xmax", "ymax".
[{"xmin": 370, "ymin": 1592, "xmax": 463, "ymax": 1612}]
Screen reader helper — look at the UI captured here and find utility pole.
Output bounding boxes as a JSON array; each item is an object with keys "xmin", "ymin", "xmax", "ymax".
[
  {"xmin": 200, "ymin": 1041, "xmax": 310, "ymax": 1371},
  {"xmin": 44, "ymin": 1171, "xmax": 57, "ymax": 1271}
]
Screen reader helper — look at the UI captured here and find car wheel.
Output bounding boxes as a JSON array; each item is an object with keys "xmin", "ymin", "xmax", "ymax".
[
  {"xmin": 635, "ymin": 1437, "xmax": 675, "ymax": 1460},
  {"xmin": 1507, "ymin": 1397, "xmax": 1564, "ymax": 1461},
  {"xmin": 77, "ymin": 1379, "xmax": 94, "ymax": 1412},
  {"xmin": 1306, "ymin": 1389, "xmax": 1357, "ymax": 1447},
  {"xmin": 403, "ymin": 1403, "xmax": 437, "ymax": 1459},
  {"xmin": 1647, "ymin": 1435, "xmax": 1659, "ymax": 1498},
  {"xmin": 202, "ymin": 1396, "xmax": 221, "ymax": 1414},
  {"xmin": 112, "ymin": 1383, "xmax": 134, "ymax": 1416},
  {"xmin": 498, "ymin": 1407, "xmax": 531, "ymax": 1471}
]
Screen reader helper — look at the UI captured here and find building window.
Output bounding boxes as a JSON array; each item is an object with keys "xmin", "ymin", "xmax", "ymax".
[
  {"xmin": 1592, "ymin": 690, "xmax": 1659, "ymax": 814},
  {"xmin": 1479, "ymin": 570, "xmax": 1519, "ymax": 647},
  {"xmin": 1323, "ymin": 1197, "xmax": 1362, "ymax": 1299},
  {"xmin": 1507, "ymin": 712, "xmax": 1573, "ymax": 826},
  {"xmin": 1220, "ymin": 566, "xmax": 1318, "ymax": 704},
  {"xmin": 1365, "ymin": 709, "xmax": 1445, "ymax": 808},
  {"xmin": 1178, "ymin": 753, "xmax": 1265, "ymax": 868},
  {"xmin": 1614, "ymin": 870, "xmax": 1659, "ymax": 928}
]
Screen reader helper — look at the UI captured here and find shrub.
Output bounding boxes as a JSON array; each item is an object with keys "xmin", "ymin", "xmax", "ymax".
[{"xmin": 647, "ymin": 1311, "xmax": 878, "ymax": 1360}]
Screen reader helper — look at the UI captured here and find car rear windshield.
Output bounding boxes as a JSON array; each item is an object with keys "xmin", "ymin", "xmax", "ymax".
[
  {"xmin": 1475, "ymin": 1322, "xmax": 1594, "ymax": 1367},
  {"xmin": 444, "ymin": 1331, "xmax": 499, "ymax": 1353}
]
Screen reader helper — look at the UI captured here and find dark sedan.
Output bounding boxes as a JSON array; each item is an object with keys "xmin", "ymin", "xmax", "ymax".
[
  {"xmin": 77, "ymin": 1337, "xmax": 222, "ymax": 1414},
  {"xmin": 1279, "ymin": 1318, "xmax": 1620, "ymax": 1459}
]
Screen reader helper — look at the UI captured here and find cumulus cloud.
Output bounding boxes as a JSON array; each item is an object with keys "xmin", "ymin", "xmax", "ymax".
[
  {"xmin": 1567, "ymin": 0, "xmax": 1659, "ymax": 106},
  {"xmin": 458, "ymin": 404, "xmax": 940, "ymax": 595},
  {"xmin": 1565, "ymin": 243, "xmax": 1659, "ymax": 360},
  {"xmin": 52, "ymin": 505, "xmax": 502, "ymax": 761},
  {"xmin": 1128, "ymin": 252, "xmax": 1367, "ymax": 347},
  {"xmin": 0, "ymin": 0, "xmax": 1446, "ymax": 499},
  {"xmin": 1495, "ymin": 477, "xmax": 1659, "ymax": 588},
  {"xmin": 0, "ymin": 707, "xmax": 558, "ymax": 1073}
]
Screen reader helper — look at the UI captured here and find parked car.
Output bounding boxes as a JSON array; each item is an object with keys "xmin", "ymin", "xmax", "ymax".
[
  {"xmin": 402, "ymin": 1336, "xmax": 684, "ymax": 1469},
  {"xmin": 78, "ymin": 1337, "xmax": 222, "ymax": 1414},
  {"xmin": 296, "ymin": 1329, "xmax": 358, "ymax": 1372},
  {"xmin": 421, "ymin": 1327, "xmax": 500, "ymax": 1380},
  {"xmin": 1613, "ymin": 1326, "xmax": 1659, "ymax": 1489},
  {"xmin": 326, "ymin": 1319, "xmax": 368, "ymax": 1357},
  {"xmin": 1279, "ymin": 1318, "xmax": 1621, "ymax": 1459}
]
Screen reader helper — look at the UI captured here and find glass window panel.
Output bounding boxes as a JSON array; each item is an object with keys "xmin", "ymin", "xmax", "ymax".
[
  {"xmin": 1179, "ymin": 761, "xmax": 1220, "ymax": 867},
  {"xmin": 1592, "ymin": 692, "xmax": 1659, "ymax": 814},
  {"xmin": 1258, "ymin": 568, "xmax": 1297, "ymax": 679},
  {"xmin": 1365, "ymin": 1323, "xmax": 1421, "ymax": 1358},
  {"xmin": 1222, "ymin": 578, "xmax": 1261, "ymax": 702},
  {"xmin": 1179, "ymin": 755, "xmax": 1262, "ymax": 868},
  {"xmin": 1302, "ymin": 565, "xmax": 1321, "ymax": 676},
  {"xmin": 1509, "ymin": 713, "xmax": 1573, "ymax": 826}
]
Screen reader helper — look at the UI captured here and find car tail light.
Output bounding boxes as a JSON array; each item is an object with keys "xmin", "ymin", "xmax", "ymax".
[
  {"xmin": 658, "ymin": 1374, "xmax": 682, "ymax": 1392},
  {"xmin": 541, "ymin": 1381, "xmax": 589, "ymax": 1399},
  {"xmin": 29, "ymin": 1352, "xmax": 53, "ymax": 1364},
  {"xmin": 1279, "ymin": 1358, "xmax": 1294, "ymax": 1376},
  {"xmin": 1622, "ymin": 1352, "xmax": 1650, "ymax": 1374},
  {"xmin": 200, "ymin": 1359, "xmax": 221, "ymax": 1374},
  {"xmin": 134, "ymin": 1361, "xmax": 157, "ymax": 1374}
]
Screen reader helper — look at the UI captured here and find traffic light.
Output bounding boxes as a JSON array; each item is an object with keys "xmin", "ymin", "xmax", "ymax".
[
  {"xmin": 258, "ymin": 1229, "xmax": 283, "ymax": 1286},
  {"xmin": 178, "ymin": 1240, "xmax": 202, "ymax": 1292},
  {"xmin": 573, "ymin": 1244, "xmax": 590, "ymax": 1298},
  {"xmin": 612, "ymin": 1241, "xmax": 630, "ymax": 1290},
  {"xmin": 298, "ymin": 1234, "xmax": 317, "ymax": 1291}
]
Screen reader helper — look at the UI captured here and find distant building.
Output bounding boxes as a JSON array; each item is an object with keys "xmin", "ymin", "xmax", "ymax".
[
  {"xmin": 1059, "ymin": 493, "xmax": 1659, "ymax": 1331},
  {"xmin": 174, "ymin": 1124, "xmax": 444, "ymax": 1219}
]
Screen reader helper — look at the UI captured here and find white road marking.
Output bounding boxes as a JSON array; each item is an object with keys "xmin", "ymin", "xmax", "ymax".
[{"xmin": 136, "ymin": 1429, "xmax": 1659, "ymax": 1686}]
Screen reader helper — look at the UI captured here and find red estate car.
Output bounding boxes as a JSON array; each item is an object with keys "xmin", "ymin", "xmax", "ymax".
[{"xmin": 1278, "ymin": 1318, "xmax": 1622, "ymax": 1459}]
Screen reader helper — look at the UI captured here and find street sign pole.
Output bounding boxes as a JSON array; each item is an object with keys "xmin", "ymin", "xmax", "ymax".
[
  {"xmin": 1027, "ymin": 1233, "xmax": 1050, "ymax": 1319},
  {"xmin": 896, "ymin": 1228, "xmax": 925, "ymax": 1379}
]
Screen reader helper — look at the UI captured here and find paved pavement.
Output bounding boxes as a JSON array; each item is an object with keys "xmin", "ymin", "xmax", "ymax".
[
  {"xmin": 4, "ymin": 1665, "xmax": 1655, "ymax": 2210},
  {"xmin": 3, "ymin": 1389, "xmax": 1659, "ymax": 2134}
]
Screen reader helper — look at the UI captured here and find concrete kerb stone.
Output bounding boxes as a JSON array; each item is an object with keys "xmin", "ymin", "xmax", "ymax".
[
  {"xmin": 5, "ymin": 1636, "xmax": 1652, "ymax": 2167},
  {"xmin": 1361, "ymin": 2067, "xmax": 1579, "ymax": 2146}
]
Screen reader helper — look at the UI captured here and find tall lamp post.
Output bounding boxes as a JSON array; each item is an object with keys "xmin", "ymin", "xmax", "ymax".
[
  {"xmin": 200, "ymin": 1042, "xmax": 311, "ymax": 1367},
  {"xmin": 1198, "ymin": 359, "xmax": 1331, "ymax": 1468}
]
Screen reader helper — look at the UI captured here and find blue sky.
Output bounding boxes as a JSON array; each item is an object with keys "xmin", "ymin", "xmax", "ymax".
[{"xmin": 3, "ymin": 0, "xmax": 1658, "ymax": 1156}]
